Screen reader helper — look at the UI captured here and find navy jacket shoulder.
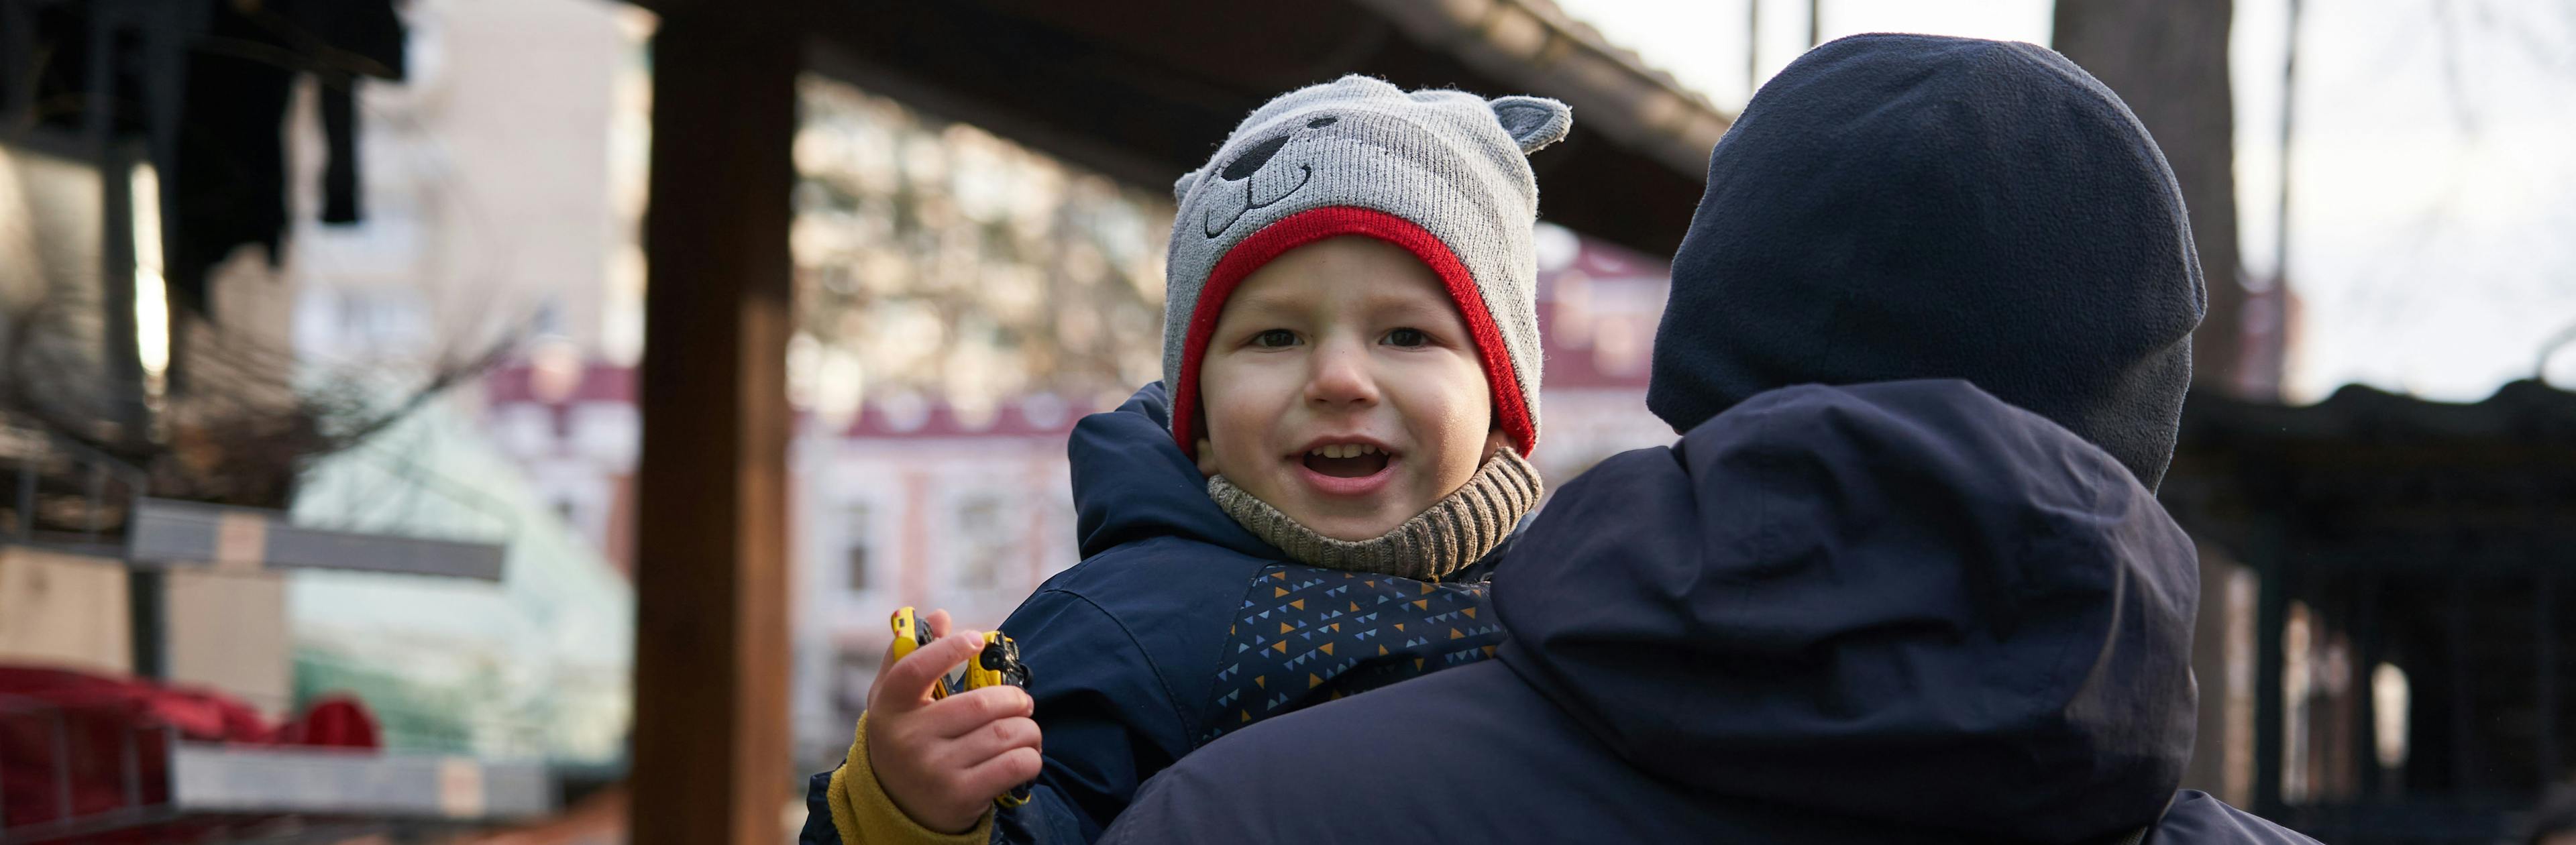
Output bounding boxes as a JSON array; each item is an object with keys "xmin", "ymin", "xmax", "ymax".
[
  {"xmin": 1102, "ymin": 381, "xmax": 2315, "ymax": 845},
  {"xmin": 1011, "ymin": 535, "xmax": 1275, "ymax": 750},
  {"xmin": 987, "ymin": 542, "xmax": 1269, "ymax": 845}
]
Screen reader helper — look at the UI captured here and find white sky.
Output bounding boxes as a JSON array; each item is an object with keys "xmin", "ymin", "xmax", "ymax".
[{"xmin": 1558, "ymin": 0, "xmax": 2576, "ymax": 402}]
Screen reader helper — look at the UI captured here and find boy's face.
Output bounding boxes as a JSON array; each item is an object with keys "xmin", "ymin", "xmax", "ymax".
[{"xmin": 1196, "ymin": 236, "xmax": 1509, "ymax": 541}]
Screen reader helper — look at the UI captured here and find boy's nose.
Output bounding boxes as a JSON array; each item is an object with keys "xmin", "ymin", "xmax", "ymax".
[{"xmin": 1303, "ymin": 341, "xmax": 1380, "ymax": 408}]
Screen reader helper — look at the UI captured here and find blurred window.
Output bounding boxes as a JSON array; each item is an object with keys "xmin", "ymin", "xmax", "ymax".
[
  {"xmin": 834, "ymin": 645, "xmax": 881, "ymax": 727},
  {"xmin": 2371, "ymin": 661, "xmax": 2408, "ymax": 771},
  {"xmin": 845, "ymin": 502, "xmax": 873, "ymax": 594},
  {"xmin": 955, "ymin": 495, "xmax": 1008, "ymax": 590},
  {"xmin": 0, "ymin": 143, "xmax": 109, "ymax": 372}
]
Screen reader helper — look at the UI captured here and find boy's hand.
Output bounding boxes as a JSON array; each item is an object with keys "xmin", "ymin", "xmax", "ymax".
[{"xmin": 865, "ymin": 609, "xmax": 1044, "ymax": 834}]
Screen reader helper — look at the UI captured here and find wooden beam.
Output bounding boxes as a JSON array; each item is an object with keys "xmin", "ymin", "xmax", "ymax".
[
  {"xmin": 784, "ymin": 0, "xmax": 1709, "ymax": 258},
  {"xmin": 630, "ymin": 11, "xmax": 798, "ymax": 845}
]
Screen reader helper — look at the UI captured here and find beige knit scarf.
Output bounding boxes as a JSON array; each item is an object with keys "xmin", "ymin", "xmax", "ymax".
[{"xmin": 1205, "ymin": 450, "xmax": 1542, "ymax": 581}]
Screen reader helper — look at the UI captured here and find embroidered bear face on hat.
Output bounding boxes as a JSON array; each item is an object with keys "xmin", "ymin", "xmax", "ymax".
[{"xmin": 1161, "ymin": 75, "xmax": 1572, "ymax": 459}]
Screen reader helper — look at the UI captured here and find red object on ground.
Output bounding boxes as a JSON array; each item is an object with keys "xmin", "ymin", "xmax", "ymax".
[
  {"xmin": 0, "ymin": 665, "xmax": 382, "ymax": 834},
  {"xmin": 273, "ymin": 694, "xmax": 381, "ymax": 748}
]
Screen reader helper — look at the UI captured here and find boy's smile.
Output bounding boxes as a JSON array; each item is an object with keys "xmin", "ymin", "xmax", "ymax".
[
  {"xmin": 1294, "ymin": 435, "xmax": 1395, "ymax": 496},
  {"xmin": 1195, "ymin": 236, "xmax": 1508, "ymax": 541}
]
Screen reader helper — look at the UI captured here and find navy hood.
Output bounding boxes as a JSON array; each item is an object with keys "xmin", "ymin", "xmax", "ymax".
[
  {"xmin": 1495, "ymin": 380, "xmax": 2200, "ymax": 842},
  {"xmin": 1648, "ymin": 34, "xmax": 2204, "ymax": 491},
  {"xmin": 1070, "ymin": 382, "xmax": 1276, "ymax": 560}
]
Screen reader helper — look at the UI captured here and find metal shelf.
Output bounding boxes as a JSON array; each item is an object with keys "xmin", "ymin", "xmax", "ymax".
[
  {"xmin": 127, "ymin": 498, "xmax": 505, "ymax": 581},
  {"xmin": 169, "ymin": 744, "xmax": 552, "ymax": 820}
]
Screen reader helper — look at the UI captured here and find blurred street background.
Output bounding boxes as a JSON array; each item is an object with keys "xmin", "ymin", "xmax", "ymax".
[{"xmin": 1, "ymin": 1, "xmax": 2571, "ymax": 843}]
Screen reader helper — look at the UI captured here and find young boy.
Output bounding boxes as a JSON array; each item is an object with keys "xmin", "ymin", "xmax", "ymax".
[{"xmin": 800, "ymin": 76, "xmax": 1574, "ymax": 844}]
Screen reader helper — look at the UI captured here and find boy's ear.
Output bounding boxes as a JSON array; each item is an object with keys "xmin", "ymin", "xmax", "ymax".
[
  {"xmin": 1489, "ymin": 96, "xmax": 1572, "ymax": 155},
  {"xmin": 1173, "ymin": 168, "xmax": 1205, "ymax": 202}
]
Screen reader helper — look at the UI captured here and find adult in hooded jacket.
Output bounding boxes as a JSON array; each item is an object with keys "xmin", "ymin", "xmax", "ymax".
[{"xmin": 1097, "ymin": 34, "xmax": 2317, "ymax": 845}]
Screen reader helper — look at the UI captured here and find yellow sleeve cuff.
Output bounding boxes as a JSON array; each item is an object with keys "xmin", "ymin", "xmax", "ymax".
[{"xmin": 826, "ymin": 713, "xmax": 996, "ymax": 845}]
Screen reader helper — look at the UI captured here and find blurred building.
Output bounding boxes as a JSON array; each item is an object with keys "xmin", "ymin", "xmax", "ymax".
[
  {"xmin": 0, "ymin": 0, "xmax": 604, "ymax": 836},
  {"xmin": 268, "ymin": 0, "xmax": 651, "ymax": 770}
]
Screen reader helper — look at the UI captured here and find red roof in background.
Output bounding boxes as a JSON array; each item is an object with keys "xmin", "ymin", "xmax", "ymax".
[
  {"xmin": 1558, "ymin": 235, "xmax": 1668, "ymax": 280},
  {"xmin": 484, "ymin": 360, "xmax": 1091, "ymax": 441},
  {"xmin": 840, "ymin": 392, "xmax": 1094, "ymax": 439},
  {"xmin": 486, "ymin": 360, "xmax": 637, "ymax": 405},
  {"xmin": 1537, "ymin": 235, "xmax": 1670, "ymax": 390}
]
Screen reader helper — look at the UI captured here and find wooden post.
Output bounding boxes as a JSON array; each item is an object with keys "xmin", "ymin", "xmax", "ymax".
[
  {"xmin": 2251, "ymin": 515, "xmax": 2288, "ymax": 815},
  {"xmin": 2537, "ymin": 568, "xmax": 2560, "ymax": 787},
  {"xmin": 2351, "ymin": 571, "xmax": 2382, "ymax": 797},
  {"xmin": 631, "ymin": 10, "xmax": 799, "ymax": 845},
  {"xmin": 2445, "ymin": 579, "xmax": 2479, "ymax": 795}
]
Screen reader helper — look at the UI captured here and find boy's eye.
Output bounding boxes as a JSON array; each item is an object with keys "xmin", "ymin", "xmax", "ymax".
[
  {"xmin": 1383, "ymin": 328, "xmax": 1429, "ymax": 347},
  {"xmin": 1252, "ymin": 329, "xmax": 1299, "ymax": 348}
]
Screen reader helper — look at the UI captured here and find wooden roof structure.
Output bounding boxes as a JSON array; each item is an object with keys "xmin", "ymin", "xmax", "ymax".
[
  {"xmin": 634, "ymin": 0, "xmax": 1728, "ymax": 258},
  {"xmin": 2163, "ymin": 380, "xmax": 2576, "ymax": 842}
]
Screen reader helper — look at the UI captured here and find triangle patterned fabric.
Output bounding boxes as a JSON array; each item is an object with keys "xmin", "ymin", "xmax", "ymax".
[{"xmin": 1198, "ymin": 563, "xmax": 1503, "ymax": 745}]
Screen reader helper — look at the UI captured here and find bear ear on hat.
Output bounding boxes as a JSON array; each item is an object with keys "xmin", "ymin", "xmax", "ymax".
[
  {"xmin": 1489, "ymin": 95, "xmax": 1572, "ymax": 154},
  {"xmin": 1173, "ymin": 168, "xmax": 1205, "ymax": 202}
]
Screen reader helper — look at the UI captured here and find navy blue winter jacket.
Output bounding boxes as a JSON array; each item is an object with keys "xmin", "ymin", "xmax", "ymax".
[
  {"xmin": 800, "ymin": 383, "xmax": 1507, "ymax": 844},
  {"xmin": 1101, "ymin": 381, "xmax": 2315, "ymax": 844}
]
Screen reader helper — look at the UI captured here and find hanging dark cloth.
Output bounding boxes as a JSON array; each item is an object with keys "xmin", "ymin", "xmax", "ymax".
[
  {"xmin": 284, "ymin": 0, "xmax": 406, "ymax": 224},
  {"xmin": 319, "ymin": 78, "xmax": 361, "ymax": 223},
  {"xmin": 161, "ymin": 0, "xmax": 405, "ymax": 315},
  {"xmin": 164, "ymin": 5, "xmax": 294, "ymax": 315}
]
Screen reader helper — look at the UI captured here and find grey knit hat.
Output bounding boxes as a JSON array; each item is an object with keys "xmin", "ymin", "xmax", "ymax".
[{"xmin": 1162, "ymin": 75, "xmax": 1571, "ymax": 458}]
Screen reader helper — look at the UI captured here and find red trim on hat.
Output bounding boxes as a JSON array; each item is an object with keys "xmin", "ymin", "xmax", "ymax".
[{"xmin": 1172, "ymin": 206, "xmax": 1534, "ymax": 461}]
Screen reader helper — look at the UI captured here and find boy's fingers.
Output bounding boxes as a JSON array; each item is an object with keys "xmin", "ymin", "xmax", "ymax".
[
  {"xmin": 871, "ymin": 609, "xmax": 958, "ymax": 697},
  {"xmin": 955, "ymin": 746, "xmax": 1044, "ymax": 805},
  {"xmin": 938, "ymin": 716, "xmax": 1041, "ymax": 765},
  {"xmin": 914, "ymin": 685, "xmax": 1036, "ymax": 739},
  {"xmin": 871, "ymin": 630, "xmax": 986, "ymax": 714}
]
